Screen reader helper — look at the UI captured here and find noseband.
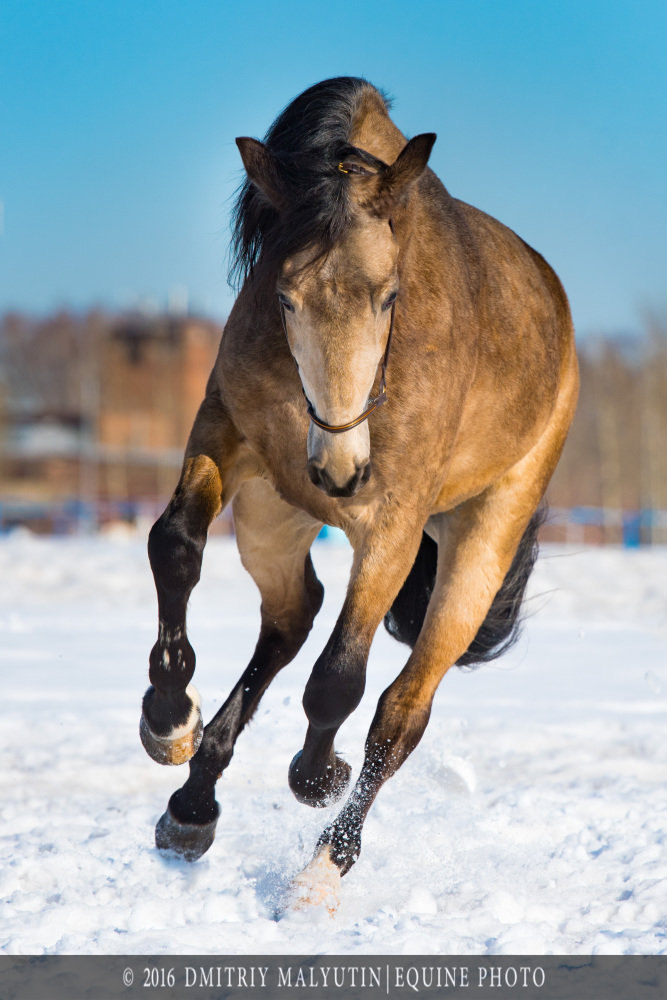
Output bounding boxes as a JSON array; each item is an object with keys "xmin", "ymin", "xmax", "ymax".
[{"xmin": 279, "ymin": 300, "xmax": 396, "ymax": 435}]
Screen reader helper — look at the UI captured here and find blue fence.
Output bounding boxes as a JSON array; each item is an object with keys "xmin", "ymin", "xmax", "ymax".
[
  {"xmin": 548, "ymin": 506, "xmax": 666, "ymax": 546},
  {"xmin": 1, "ymin": 498, "xmax": 666, "ymax": 545}
]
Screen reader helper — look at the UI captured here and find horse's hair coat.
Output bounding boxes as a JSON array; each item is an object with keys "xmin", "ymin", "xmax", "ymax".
[{"xmin": 142, "ymin": 77, "xmax": 579, "ymax": 894}]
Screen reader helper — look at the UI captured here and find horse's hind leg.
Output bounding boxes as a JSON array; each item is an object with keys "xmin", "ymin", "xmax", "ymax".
[
  {"xmin": 292, "ymin": 497, "xmax": 537, "ymax": 904},
  {"xmin": 141, "ymin": 392, "xmax": 248, "ymax": 766},
  {"xmin": 155, "ymin": 478, "xmax": 324, "ymax": 859}
]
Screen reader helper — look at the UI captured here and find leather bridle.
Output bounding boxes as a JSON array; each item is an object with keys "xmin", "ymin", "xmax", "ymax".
[{"xmin": 279, "ymin": 299, "xmax": 396, "ymax": 435}]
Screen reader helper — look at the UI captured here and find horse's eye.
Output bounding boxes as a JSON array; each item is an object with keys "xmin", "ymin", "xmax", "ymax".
[
  {"xmin": 382, "ymin": 291, "xmax": 398, "ymax": 311},
  {"xmin": 278, "ymin": 293, "xmax": 295, "ymax": 313}
]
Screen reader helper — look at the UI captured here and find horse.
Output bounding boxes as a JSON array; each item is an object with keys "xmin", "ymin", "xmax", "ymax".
[{"xmin": 140, "ymin": 76, "xmax": 578, "ymax": 908}]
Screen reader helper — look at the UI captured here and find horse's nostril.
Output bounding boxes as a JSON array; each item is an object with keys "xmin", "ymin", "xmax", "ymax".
[
  {"xmin": 307, "ymin": 461, "xmax": 325, "ymax": 489},
  {"xmin": 358, "ymin": 460, "xmax": 372, "ymax": 488},
  {"xmin": 307, "ymin": 460, "xmax": 371, "ymax": 498},
  {"xmin": 308, "ymin": 460, "xmax": 336, "ymax": 494}
]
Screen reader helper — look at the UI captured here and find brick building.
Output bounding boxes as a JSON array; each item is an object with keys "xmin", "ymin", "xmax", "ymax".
[{"xmin": 1, "ymin": 312, "xmax": 222, "ymax": 531}]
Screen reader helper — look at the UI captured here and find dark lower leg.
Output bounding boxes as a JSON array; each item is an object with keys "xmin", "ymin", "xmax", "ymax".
[
  {"xmin": 318, "ymin": 683, "xmax": 432, "ymax": 875},
  {"xmin": 288, "ymin": 625, "xmax": 367, "ymax": 806},
  {"xmin": 156, "ymin": 649, "xmax": 300, "ymax": 859},
  {"xmin": 289, "ymin": 518, "xmax": 426, "ymax": 807},
  {"xmin": 158, "ymin": 552, "xmax": 324, "ymax": 856},
  {"xmin": 141, "ymin": 509, "xmax": 205, "ymax": 757},
  {"xmin": 142, "ymin": 456, "xmax": 223, "ymax": 761},
  {"xmin": 166, "ymin": 626, "xmax": 295, "ymax": 825},
  {"xmin": 143, "ymin": 518, "xmax": 202, "ymax": 732}
]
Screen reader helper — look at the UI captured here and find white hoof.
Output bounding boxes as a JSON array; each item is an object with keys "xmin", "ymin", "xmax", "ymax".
[
  {"xmin": 140, "ymin": 684, "xmax": 203, "ymax": 766},
  {"xmin": 287, "ymin": 846, "xmax": 341, "ymax": 915}
]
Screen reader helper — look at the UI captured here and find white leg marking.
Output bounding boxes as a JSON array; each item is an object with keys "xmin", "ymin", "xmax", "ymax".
[{"xmin": 287, "ymin": 846, "xmax": 341, "ymax": 915}]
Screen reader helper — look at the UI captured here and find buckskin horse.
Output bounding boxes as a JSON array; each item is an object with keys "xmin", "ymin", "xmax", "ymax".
[{"xmin": 140, "ymin": 77, "xmax": 578, "ymax": 908}]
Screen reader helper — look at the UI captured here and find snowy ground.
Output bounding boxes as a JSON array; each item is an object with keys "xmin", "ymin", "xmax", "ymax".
[{"xmin": 1, "ymin": 529, "xmax": 666, "ymax": 955}]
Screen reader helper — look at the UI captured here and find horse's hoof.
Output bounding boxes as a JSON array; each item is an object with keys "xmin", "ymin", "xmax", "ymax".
[
  {"xmin": 286, "ymin": 846, "xmax": 341, "ymax": 915},
  {"xmin": 288, "ymin": 751, "xmax": 351, "ymax": 807},
  {"xmin": 140, "ymin": 685, "xmax": 203, "ymax": 765},
  {"xmin": 155, "ymin": 802, "xmax": 220, "ymax": 861}
]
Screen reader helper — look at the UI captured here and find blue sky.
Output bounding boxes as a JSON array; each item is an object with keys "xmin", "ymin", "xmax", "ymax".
[{"xmin": 1, "ymin": 0, "xmax": 665, "ymax": 337}]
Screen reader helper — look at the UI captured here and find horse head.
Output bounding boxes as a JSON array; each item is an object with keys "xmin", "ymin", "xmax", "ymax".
[{"xmin": 236, "ymin": 132, "xmax": 435, "ymax": 498}]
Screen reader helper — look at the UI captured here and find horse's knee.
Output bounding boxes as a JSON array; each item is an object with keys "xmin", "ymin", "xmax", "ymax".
[
  {"xmin": 302, "ymin": 656, "xmax": 366, "ymax": 732},
  {"xmin": 148, "ymin": 512, "xmax": 204, "ymax": 606},
  {"xmin": 367, "ymin": 687, "xmax": 432, "ymax": 775}
]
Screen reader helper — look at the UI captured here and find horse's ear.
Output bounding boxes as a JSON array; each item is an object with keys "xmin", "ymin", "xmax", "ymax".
[
  {"xmin": 370, "ymin": 133, "xmax": 436, "ymax": 216},
  {"xmin": 235, "ymin": 137, "xmax": 286, "ymax": 210}
]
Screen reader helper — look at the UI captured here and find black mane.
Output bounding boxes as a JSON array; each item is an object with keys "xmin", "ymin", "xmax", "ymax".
[{"xmin": 229, "ymin": 76, "xmax": 390, "ymax": 288}]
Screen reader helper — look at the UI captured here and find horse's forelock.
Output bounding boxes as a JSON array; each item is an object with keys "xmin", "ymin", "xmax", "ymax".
[{"xmin": 229, "ymin": 77, "xmax": 388, "ymax": 289}]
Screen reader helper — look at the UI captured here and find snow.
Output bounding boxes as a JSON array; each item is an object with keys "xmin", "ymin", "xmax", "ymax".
[{"xmin": 1, "ymin": 530, "xmax": 666, "ymax": 955}]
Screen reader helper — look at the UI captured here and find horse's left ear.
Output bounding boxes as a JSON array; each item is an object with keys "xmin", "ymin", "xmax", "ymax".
[
  {"xmin": 371, "ymin": 133, "xmax": 436, "ymax": 216},
  {"xmin": 235, "ymin": 137, "xmax": 287, "ymax": 210}
]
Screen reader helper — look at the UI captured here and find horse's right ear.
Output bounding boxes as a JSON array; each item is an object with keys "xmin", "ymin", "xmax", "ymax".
[
  {"xmin": 367, "ymin": 133, "xmax": 436, "ymax": 217},
  {"xmin": 235, "ymin": 137, "xmax": 286, "ymax": 210}
]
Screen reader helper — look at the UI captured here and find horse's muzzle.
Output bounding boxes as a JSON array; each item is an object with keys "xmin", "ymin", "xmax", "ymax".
[{"xmin": 307, "ymin": 459, "xmax": 371, "ymax": 498}]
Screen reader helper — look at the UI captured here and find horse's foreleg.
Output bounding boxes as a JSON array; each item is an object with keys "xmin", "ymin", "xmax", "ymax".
[
  {"xmin": 288, "ymin": 510, "xmax": 424, "ymax": 808},
  {"xmin": 296, "ymin": 405, "xmax": 574, "ymax": 896},
  {"xmin": 155, "ymin": 479, "xmax": 324, "ymax": 859},
  {"xmin": 141, "ymin": 393, "xmax": 248, "ymax": 766}
]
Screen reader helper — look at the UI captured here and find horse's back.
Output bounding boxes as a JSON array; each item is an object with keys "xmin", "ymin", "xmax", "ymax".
[
  {"xmin": 399, "ymin": 186, "xmax": 577, "ymax": 511},
  {"xmin": 450, "ymin": 196, "xmax": 573, "ymax": 348}
]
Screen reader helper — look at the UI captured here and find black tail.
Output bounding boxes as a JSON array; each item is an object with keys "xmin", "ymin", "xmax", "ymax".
[{"xmin": 383, "ymin": 505, "xmax": 546, "ymax": 666}]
